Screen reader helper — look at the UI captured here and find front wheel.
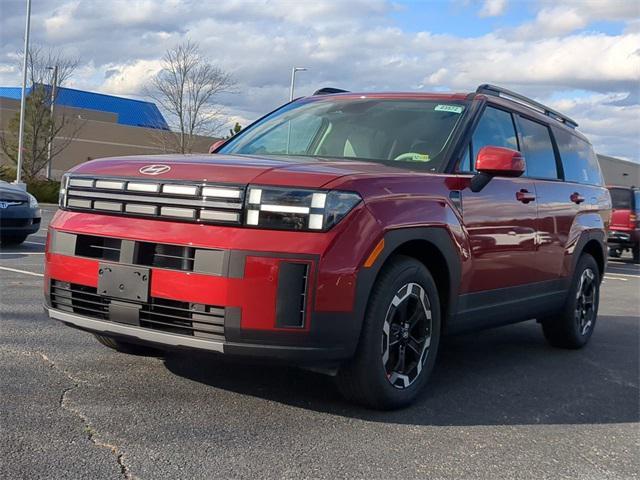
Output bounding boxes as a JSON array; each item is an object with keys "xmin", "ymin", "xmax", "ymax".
[
  {"xmin": 541, "ymin": 254, "xmax": 600, "ymax": 349},
  {"xmin": 336, "ymin": 255, "xmax": 441, "ymax": 410}
]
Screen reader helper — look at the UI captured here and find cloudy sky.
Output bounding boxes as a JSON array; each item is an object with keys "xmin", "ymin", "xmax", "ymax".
[{"xmin": 0, "ymin": 0, "xmax": 638, "ymax": 160}]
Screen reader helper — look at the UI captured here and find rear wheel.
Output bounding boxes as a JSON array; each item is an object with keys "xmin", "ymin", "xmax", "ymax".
[
  {"xmin": 94, "ymin": 334, "xmax": 162, "ymax": 356},
  {"xmin": 542, "ymin": 254, "xmax": 600, "ymax": 349},
  {"xmin": 336, "ymin": 255, "xmax": 441, "ymax": 410},
  {"xmin": 608, "ymin": 247, "xmax": 621, "ymax": 258},
  {"xmin": 632, "ymin": 244, "xmax": 639, "ymax": 264}
]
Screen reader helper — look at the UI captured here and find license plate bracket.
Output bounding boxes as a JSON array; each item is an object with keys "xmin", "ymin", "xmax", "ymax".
[{"xmin": 97, "ymin": 263, "xmax": 150, "ymax": 303}]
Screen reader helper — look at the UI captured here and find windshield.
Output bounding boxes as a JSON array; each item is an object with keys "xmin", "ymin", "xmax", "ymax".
[{"xmin": 219, "ymin": 98, "xmax": 467, "ymax": 171}]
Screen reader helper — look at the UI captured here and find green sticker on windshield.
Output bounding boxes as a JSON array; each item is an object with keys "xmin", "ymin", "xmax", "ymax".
[{"xmin": 435, "ymin": 104, "xmax": 463, "ymax": 114}]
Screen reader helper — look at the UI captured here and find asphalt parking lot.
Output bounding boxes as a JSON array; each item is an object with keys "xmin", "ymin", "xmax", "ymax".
[{"xmin": 1, "ymin": 205, "xmax": 638, "ymax": 480}]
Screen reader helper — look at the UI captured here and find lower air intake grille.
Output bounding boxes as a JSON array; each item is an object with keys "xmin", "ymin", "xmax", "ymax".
[{"xmin": 50, "ymin": 280, "xmax": 225, "ymax": 340}]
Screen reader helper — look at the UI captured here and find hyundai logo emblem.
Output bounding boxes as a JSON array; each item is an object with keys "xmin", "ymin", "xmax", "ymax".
[{"xmin": 139, "ymin": 164, "xmax": 171, "ymax": 175}]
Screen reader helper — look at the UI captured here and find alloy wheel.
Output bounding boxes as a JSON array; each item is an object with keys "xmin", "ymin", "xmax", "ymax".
[
  {"xmin": 381, "ymin": 283, "xmax": 432, "ymax": 389},
  {"xmin": 575, "ymin": 268, "xmax": 597, "ymax": 336}
]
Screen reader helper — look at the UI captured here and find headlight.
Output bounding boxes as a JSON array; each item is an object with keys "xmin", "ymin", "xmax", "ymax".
[
  {"xmin": 28, "ymin": 193, "xmax": 38, "ymax": 208},
  {"xmin": 59, "ymin": 174, "xmax": 69, "ymax": 208},
  {"xmin": 245, "ymin": 186, "xmax": 361, "ymax": 231}
]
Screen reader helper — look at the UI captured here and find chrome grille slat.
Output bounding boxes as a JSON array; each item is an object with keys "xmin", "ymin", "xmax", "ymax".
[
  {"xmin": 68, "ymin": 189, "xmax": 243, "ymax": 209},
  {"xmin": 63, "ymin": 175, "xmax": 246, "ymax": 225}
]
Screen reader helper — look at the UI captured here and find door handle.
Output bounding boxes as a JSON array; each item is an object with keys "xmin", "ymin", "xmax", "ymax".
[
  {"xmin": 570, "ymin": 192, "xmax": 585, "ymax": 204},
  {"xmin": 516, "ymin": 189, "xmax": 536, "ymax": 204}
]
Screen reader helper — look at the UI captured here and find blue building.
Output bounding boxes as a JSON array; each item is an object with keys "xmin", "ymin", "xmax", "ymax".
[{"xmin": 0, "ymin": 85, "xmax": 169, "ymax": 130}]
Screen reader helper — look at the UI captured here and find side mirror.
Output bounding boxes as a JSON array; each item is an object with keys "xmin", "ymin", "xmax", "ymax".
[
  {"xmin": 208, "ymin": 140, "xmax": 226, "ymax": 154},
  {"xmin": 470, "ymin": 146, "xmax": 525, "ymax": 192}
]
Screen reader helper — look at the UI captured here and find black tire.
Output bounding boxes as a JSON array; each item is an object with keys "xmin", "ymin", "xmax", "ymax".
[
  {"xmin": 94, "ymin": 334, "xmax": 162, "ymax": 356},
  {"xmin": 336, "ymin": 255, "xmax": 441, "ymax": 410},
  {"xmin": 1, "ymin": 234, "xmax": 28, "ymax": 245},
  {"xmin": 632, "ymin": 244, "xmax": 639, "ymax": 264},
  {"xmin": 541, "ymin": 254, "xmax": 600, "ymax": 349},
  {"xmin": 608, "ymin": 247, "xmax": 621, "ymax": 258}
]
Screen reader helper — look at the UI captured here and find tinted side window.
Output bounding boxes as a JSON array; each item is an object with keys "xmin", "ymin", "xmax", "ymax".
[
  {"xmin": 458, "ymin": 144, "xmax": 471, "ymax": 172},
  {"xmin": 518, "ymin": 117, "xmax": 558, "ymax": 179},
  {"xmin": 554, "ymin": 127, "xmax": 603, "ymax": 185},
  {"xmin": 470, "ymin": 106, "xmax": 518, "ymax": 169},
  {"xmin": 609, "ymin": 188, "xmax": 633, "ymax": 209}
]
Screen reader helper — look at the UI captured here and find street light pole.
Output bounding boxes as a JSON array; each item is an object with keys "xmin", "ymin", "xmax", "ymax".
[
  {"xmin": 289, "ymin": 67, "xmax": 308, "ymax": 101},
  {"xmin": 46, "ymin": 65, "xmax": 58, "ymax": 180},
  {"xmin": 15, "ymin": 0, "xmax": 32, "ymax": 187}
]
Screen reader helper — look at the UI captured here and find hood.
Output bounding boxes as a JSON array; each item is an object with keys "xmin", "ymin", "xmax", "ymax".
[
  {"xmin": 69, "ymin": 153, "xmax": 412, "ymax": 189},
  {"xmin": 0, "ymin": 182, "xmax": 29, "ymax": 201}
]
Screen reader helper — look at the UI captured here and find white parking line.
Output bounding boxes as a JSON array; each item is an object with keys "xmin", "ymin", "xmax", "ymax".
[
  {"xmin": 0, "ymin": 252, "xmax": 45, "ymax": 255},
  {"xmin": 604, "ymin": 276, "xmax": 628, "ymax": 282},
  {"xmin": 0, "ymin": 266, "xmax": 44, "ymax": 277},
  {"xmin": 605, "ymin": 272, "xmax": 639, "ymax": 279}
]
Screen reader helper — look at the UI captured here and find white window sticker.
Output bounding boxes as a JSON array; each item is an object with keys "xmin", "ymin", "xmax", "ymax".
[{"xmin": 435, "ymin": 104, "xmax": 463, "ymax": 114}]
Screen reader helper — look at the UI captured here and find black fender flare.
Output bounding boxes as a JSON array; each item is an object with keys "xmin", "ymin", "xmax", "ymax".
[
  {"xmin": 344, "ymin": 226, "xmax": 462, "ymax": 356},
  {"xmin": 570, "ymin": 229, "xmax": 607, "ymax": 281}
]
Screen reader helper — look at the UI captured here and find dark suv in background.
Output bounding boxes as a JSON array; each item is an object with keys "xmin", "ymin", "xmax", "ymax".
[
  {"xmin": 0, "ymin": 180, "xmax": 41, "ymax": 245},
  {"xmin": 46, "ymin": 84, "xmax": 610, "ymax": 409},
  {"xmin": 607, "ymin": 186, "xmax": 639, "ymax": 263}
]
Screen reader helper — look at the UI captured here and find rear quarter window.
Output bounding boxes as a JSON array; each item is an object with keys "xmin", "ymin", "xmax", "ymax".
[{"xmin": 553, "ymin": 127, "xmax": 603, "ymax": 185}]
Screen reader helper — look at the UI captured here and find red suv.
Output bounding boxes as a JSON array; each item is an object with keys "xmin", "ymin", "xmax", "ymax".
[
  {"xmin": 607, "ymin": 186, "xmax": 639, "ymax": 263},
  {"xmin": 46, "ymin": 85, "xmax": 611, "ymax": 409}
]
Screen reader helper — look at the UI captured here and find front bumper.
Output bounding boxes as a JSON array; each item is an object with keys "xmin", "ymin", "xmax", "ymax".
[
  {"xmin": 44, "ymin": 206, "xmax": 381, "ymax": 362},
  {"xmin": 45, "ymin": 306, "xmax": 348, "ymax": 361},
  {"xmin": 0, "ymin": 206, "xmax": 41, "ymax": 236}
]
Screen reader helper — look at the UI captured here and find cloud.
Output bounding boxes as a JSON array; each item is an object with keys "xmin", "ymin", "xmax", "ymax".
[
  {"xmin": 0, "ymin": 0, "xmax": 638, "ymax": 159},
  {"xmin": 101, "ymin": 59, "xmax": 163, "ymax": 95},
  {"xmin": 478, "ymin": 0, "xmax": 507, "ymax": 18},
  {"xmin": 548, "ymin": 93, "xmax": 640, "ymax": 161},
  {"xmin": 508, "ymin": 1, "xmax": 640, "ymax": 39}
]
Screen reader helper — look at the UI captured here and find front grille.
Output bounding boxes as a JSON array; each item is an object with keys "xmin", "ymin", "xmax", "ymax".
[
  {"xmin": 62, "ymin": 176, "xmax": 245, "ymax": 225},
  {"xmin": 50, "ymin": 280, "xmax": 225, "ymax": 340},
  {"xmin": 59, "ymin": 233, "xmax": 224, "ymax": 275},
  {"xmin": 75, "ymin": 235, "xmax": 122, "ymax": 261}
]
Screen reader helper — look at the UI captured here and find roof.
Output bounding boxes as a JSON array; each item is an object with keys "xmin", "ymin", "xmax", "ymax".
[
  {"xmin": 307, "ymin": 91, "xmax": 470, "ymax": 101},
  {"xmin": 0, "ymin": 85, "xmax": 169, "ymax": 130}
]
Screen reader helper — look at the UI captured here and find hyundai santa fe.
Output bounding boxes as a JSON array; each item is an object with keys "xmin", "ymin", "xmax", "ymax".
[{"xmin": 45, "ymin": 84, "xmax": 611, "ymax": 409}]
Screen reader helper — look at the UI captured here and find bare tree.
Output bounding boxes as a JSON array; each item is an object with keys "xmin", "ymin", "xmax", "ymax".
[
  {"xmin": 0, "ymin": 46, "xmax": 82, "ymax": 181},
  {"xmin": 148, "ymin": 41, "xmax": 235, "ymax": 153}
]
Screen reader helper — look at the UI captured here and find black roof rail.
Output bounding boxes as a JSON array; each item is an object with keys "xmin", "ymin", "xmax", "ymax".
[
  {"xmin": 476, "ymin": 84, "xmax": 578, "ymax": 129},
  {"xmin": 313, "ymin": 87, "xmax": 350, "ymax": 95}
]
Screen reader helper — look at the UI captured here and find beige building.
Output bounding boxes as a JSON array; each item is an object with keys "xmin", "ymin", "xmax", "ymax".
[
  {"xmin": 597, "ymin": 154, "xmax": 640, "ymax": 188},
  {"xmin": 0, "ymin": 91, "xmax": 219, "ymax": 180}
]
